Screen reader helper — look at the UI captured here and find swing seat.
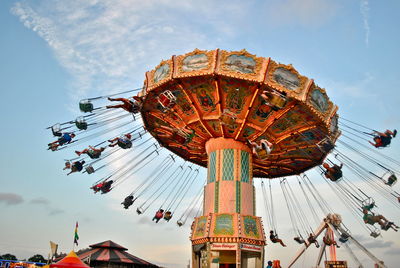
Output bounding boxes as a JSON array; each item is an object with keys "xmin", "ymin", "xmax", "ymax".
[
  {"xmin": 118, "ymin": 139, "xmax": 132, "ymax": 149},
  {"xmin": 269, "ymin": 93, "xmax": 287, "ymax": 110},
  {"xmin": 370, "ymin": 231, "xmax": 380, "ymax": 237},
  {"xmin": 256, "ymin": 149, "xmax": 269, "ymax": 159},
  {"xmin": 386, "ymin": 174, "xmax": 397, "ymax": 186},
  {"xmin": 294, "ymin": 236, "xmax": 305, "ymax": 244},
  {"xmin": 85, "ymin": 165, "xmax": 95, "ymax": 174},
  {"xmin": 75, "ymin": 117, "xmax": 88, "ymax": 130},
  {"xmin": 164, "ymin": 211, "xmax": 172, "ymax": 221},
  {"xmin": 318, "ymin": 138, "xmax": 335, "ymax": 153},
  {"xmin": 136, "ymin": 208, "xmax": 143, "ymax": 215},
  {"xmin": 79, "ymin": 100, "xmax": 94, "ymax": 113},
  {"xmin": 51, "ymin": 124, "xmax": 62, "ymax": 137},
  {"xmin": 339, "ymin": 232, "xmax": 349, "ymax": 243},
  {"xmin": 158, "ymin": 91, "xmax": 176, "ymax": 109},
  {"xmin": 177, "ymin": 220, "xmax": 184, "ymax": 227}
]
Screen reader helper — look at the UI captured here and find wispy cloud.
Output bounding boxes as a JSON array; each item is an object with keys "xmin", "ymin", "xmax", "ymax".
[
  {"xmin": 0, "ymin": 192, "xmax": 24, "ymax": 205},
  {"xmin": 360, "ymin": 0, "xmax": 370, "ymax": 47},
  {"xmin": 49, "ymin": 208, "xmax": 65, "ymax": 216},
  {"xmin": 30, "ymin": 197, "xmax": 50, "ymax": 205},
  {"xmin": 11, "ymin": 0, "xmax": 245, "ymax": 103}
]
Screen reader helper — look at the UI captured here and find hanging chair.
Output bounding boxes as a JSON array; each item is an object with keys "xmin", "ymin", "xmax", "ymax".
[
  {"xmin": 85, "ymin": 165, "xmax": 95, "ymax": 174},
  {"xmin": 164, "ymin": 211, "xmax": 172, "ymax": 221},
  {"xmin": 118, "ymin": 139, "xmax": 132, "ymax": 149},
  {"xmin": 79, "ymin": 99, "xmax": 94, "ymax": 113},
  {"xmin": 158, "ymin": 90, "xmax": 176, "ymax": 109},
  {"xmin": 51, "ymin": 124, "xmax": 62, "ymax": 137},
  {"xmin": 317, "ymin": 138, "xmax": 335, "ymax": 153},
  {"xmin": 370, "ymin": 228, "xmax": 380, "ymax": 238},
  {"xmin": 294, "ymin": 236, "xmax": 305, "ymax": 244},
  {"xmin": 75, "ymin": 116, "xmax": 88, "ymax": 130},
  {"xmin": 268, "ymin": 91, "xmax": 287, "ymax": 110},
  {"xmin": 136, "ymin": 207, "xmax": 144, "ymax": 215},
  {"xmin": 177, "ymin": 220, "xmax": 184, "ymax": 227},
  {"xmin": 383, "ymin": 172, "xmax": 397, "ymax": 187}
]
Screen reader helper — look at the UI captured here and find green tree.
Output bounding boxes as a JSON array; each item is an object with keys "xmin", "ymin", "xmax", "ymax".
[
  {"xmin": 1, "ymin": 253, "xmax": 17, "ymax": 260},
  {"xmin": 28, "ymin": 254, "xmax": 47, "ymax": 263}
]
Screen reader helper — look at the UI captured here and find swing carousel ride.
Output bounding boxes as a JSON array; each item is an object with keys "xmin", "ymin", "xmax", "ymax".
[{"xmin": 47, "ymin": 49, "xmax": 400, "ymax": 268}]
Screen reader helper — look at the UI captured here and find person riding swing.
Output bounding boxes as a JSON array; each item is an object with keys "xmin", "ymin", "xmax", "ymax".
[
  {"xmin": 63, "ymin": 160, "xmax": 85, "ymax": 175},
  {"xmin": 121, "ymin": 195, "xmax": 135, "ymax": 209},
  {"xmin": 164, "ymin": 211, "xmax": 172, "ymax": 221},
  {"xmin": 269, "ymin": 230, "xmax": 286, "ymax": 247},
  {"xmin": 323, "ymin": 162, "xmax": 343, "ymax": 182},
  {"xmin": 249, "ymin": 139, "xmax": 273, "ymax": 158},
  {"xmin": 106, "ymin": 96, "xmax": 143, "ymax": 114},
  {"xmin": 75, "ymin": 146, "xmax": 106, "ymax": 159},
  {"xmin": 369, "ymin": 129, "xmax": 397, "ymax": 148},
  {"xmin": 152, "ymin": 209, "xmax": 164, "ymax": 223},
  {"xmin": 108, "ymin": 133, "xmax": 132, "ymax": 149},
  {"xmin": 48, "ymin": 132, "xmax": 76, "ymax": 151},
  {"xmin": 362, "ymin": 202, "xmax": 398, "ymax": 231},
  {"xmin": 307, "ymin": 233, "xmax": 320, "ymax": 248}
]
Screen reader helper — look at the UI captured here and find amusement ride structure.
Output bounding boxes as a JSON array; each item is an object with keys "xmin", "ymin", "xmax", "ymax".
[{"xmin": 48, "ymin": 49, "xmax": 400, "ymax": 268}]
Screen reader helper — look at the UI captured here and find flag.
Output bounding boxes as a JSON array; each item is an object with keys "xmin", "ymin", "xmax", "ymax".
[
  {"xmin": 74, "ymin": 222, "xmax": 79, "ymax": 246},
  {"xmin": 50, "ymin": 241, "xmax": 58, "ymax": 259}
]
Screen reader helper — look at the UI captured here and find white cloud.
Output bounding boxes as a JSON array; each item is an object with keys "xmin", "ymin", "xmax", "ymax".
[
  {"xmin": 360, "ymin": 0, "xmax": 370, "ymax": 47},
  {"xmin": 0, "ymin": 192, "xmax": 24, "ymax": 205},
  {"xmin": 11, "ymin": 0, "xmax": 246, "ymax": 103}
]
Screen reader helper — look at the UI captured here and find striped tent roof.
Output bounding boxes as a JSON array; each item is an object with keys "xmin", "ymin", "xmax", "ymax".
[
  {"xmin": 51, "ymin": 251, "xmax": 90, "ymax": 268},
  {"xmin": 76, "ymin": 240, "xmax": 158, "ymax": 267}
]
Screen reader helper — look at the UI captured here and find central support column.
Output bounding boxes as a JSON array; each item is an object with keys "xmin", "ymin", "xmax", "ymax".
[
  {"xmin": 204, "ymin": 137, "xmax": 254, "ymax": 215},
  {"xmin": 191, "ymin": 138, "xmax": 266, "ymax": 268}
]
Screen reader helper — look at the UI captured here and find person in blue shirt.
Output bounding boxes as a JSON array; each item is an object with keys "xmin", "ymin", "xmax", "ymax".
[
  {"xmin": 48, "ymin": 133, "xmax": 76, "ymax": 151},
  {"xmin": 266, "ymin": 261, "xmax": 273, "ymax": 268}
]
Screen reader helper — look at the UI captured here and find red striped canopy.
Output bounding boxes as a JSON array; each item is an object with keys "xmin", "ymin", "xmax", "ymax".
[{"xmin": 51, "ymin": 251, "xmax": 91, "ymax": 268}]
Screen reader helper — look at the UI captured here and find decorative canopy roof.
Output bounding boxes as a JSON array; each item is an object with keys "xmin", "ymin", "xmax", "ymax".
[
  {"xmin": 89, "ymin": 240, "xmax": 128, "ymax": 250},
  {"xmin": 140, "ymin": 49, "xmax": 340, "ymax": 178},
  {"xmin": 76, "ymin": 240, "xmax": 158, "ymax": 267}
]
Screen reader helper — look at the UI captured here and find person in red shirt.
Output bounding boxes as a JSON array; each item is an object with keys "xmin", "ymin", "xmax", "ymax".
[
  {"xmin": 152, "ymin": 209, "xmax": 164, "ymax": 223},
  {"xmin": 369, "ymin": 129, "xmax": 397, "ymax": 148}
]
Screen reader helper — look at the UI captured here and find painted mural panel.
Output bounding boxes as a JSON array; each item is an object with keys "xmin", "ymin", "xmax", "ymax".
[
  {"xmin": 279, "ymin": 129, "xmax": 323, "ymax": 147},
  {"xmin": 170, "ymin": 89, "xmax": 195, "ymax": 117},
  {"xmin": 330, "ymin": 114, "xmax": 339, "ymax": 134},
  {"xmin": 153, "ymin": 63, "xmax": 170, "ymax": 83},
  {"xmin": 273, "ymin": 67, "xmax": 300, "ymax": 91},
  {"xmin": 269, "ymin": 106, "xmax": 314, "ymax": 135},
  {"xmin": 242, "ymin": 216, "xmax": 260, "ymax": 238},
  {"xmin": 214, "ymin": 214, "xmax": 234, "ymax": 236},
  {"xmin": 204, "ymin": 120, "xmax": 222, "ymax": 136},
  {"xmin": 310, "ymin": 87, "xmax": 329, "ymax": 113},
  {"xmin": 182, "ymin": 53, "xmax": 209, "ymax": 72},
  {"xmin": 248, "ymin": 95, "xmax": 274, "ymax": 126},
  {"xmin": 224, "ymin": 54, "xmax": 256, "ymax": 74},
  {"xmin": 194, "ymin": 216, "xmax": 208, "ymax": 238}
]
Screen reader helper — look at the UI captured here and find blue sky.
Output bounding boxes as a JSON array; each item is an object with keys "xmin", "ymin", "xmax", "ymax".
[{"xmin": 1, "ymin": 0, "xmax": 400, "ymax": 267}]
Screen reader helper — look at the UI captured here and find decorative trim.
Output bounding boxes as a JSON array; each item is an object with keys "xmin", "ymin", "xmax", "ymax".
[{"xmin": 214, "ymin": 181, "xmax": 219, "ymax": 213}]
